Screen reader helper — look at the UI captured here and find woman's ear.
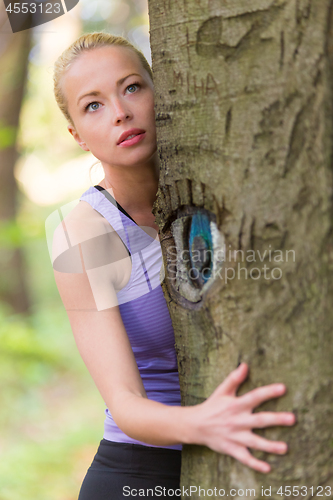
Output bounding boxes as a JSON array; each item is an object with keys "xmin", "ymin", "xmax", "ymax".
[{"xmin": 67, "ymin": 124, "xmax": 90, "ymax": 152}]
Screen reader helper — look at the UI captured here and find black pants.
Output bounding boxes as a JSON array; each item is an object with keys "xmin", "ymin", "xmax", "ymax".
[{"xmin": 78, "ymin": 439, "xmax": 182, "ymax": 500}]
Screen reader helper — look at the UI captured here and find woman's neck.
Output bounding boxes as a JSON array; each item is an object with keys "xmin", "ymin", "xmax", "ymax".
[{"xmin": 99, "ymin": 154, "xmax": 160, "ymax": 214}]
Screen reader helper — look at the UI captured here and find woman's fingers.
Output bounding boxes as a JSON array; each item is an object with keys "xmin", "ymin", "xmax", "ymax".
[
  {"xmin": 239, "ymin": 383, "xmax": 287, "ymax": 409},
  {"xmin": 227, "ymin": 443, "xmax": 271, "ymax": 474},
  {"xmin": 234, "ymin": 431, "xmax": 288, "ymax": 455},
  {"xmin": 215, "ymin": 363, "xmax": 249, "ymax": 397},
  {"xmin": 247, "ymin": 411, "xmax": 296, "ymax": 428}
]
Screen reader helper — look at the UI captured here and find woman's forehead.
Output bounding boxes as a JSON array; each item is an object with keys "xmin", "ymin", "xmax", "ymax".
[
  {"xmin": 69, "ymin": 45, "xmax": 143, "ymax": 77},
  {"xmin": 62, "ymin": 45, "xmax": 146, "ymax": 101}
]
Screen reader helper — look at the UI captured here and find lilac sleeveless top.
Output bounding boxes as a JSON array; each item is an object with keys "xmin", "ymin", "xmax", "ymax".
[{"xmin": 80, "ymin": 185, "xmax": 182, "ymax": 451}]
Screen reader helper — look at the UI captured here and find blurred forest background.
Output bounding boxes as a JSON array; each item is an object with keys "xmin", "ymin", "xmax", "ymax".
[{"xmin": 0, "ymin": 1, "xmax": 150, "ymax": 499}]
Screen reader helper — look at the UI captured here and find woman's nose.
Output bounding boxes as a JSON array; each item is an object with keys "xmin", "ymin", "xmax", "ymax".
[{"xmin": 112, "ymin": 98, "xmax": 132, "ymax": 124}]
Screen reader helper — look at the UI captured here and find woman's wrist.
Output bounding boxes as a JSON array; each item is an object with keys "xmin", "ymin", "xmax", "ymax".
[{"xmin": 175, "ymin": 402, "xmax": 205, "ymax": 446}]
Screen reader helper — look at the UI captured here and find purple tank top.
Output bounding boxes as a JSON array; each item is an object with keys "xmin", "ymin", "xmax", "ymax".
[{"xmin": 80, "ymin": 185, "xmax": 182, "ymax": 451}]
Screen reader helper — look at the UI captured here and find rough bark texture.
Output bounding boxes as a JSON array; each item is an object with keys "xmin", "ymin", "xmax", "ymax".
[
  {"xmin": 0, "ymin": 28, "xmax": 31, "ymax": 314},
  {"xmin": 148, "ymin": 0, "xmax": 333, "ymax": 496}
]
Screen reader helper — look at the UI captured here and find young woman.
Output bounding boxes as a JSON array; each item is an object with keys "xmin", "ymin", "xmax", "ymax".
[{"xmin": 52, "ymin": 32, "xmax": 296, "ymax": 499}]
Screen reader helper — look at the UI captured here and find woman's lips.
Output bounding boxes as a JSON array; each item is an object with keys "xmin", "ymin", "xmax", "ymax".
[{"xmin": 118, "ymin": 132, "xmax": 146, "ymax": 147}]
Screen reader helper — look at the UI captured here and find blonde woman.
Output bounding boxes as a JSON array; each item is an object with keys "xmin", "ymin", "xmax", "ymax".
[{"xmin": 51, "ymin": 32, "xmax": 296, "ymax": 500}]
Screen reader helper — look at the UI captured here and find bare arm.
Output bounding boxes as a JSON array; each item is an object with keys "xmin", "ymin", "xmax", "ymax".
[{"xmin": 52, "ymin": 202, "xmax": 296, "ymax": 474}]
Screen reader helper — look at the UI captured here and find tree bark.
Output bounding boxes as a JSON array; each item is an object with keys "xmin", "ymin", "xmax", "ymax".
[
  {"xmin": 0, "ymin": 27, "xmax": 31, "ymax": 314},
  {"xmin": 148, "ymin": 0, "xmax": 333, "ymax": 496}
]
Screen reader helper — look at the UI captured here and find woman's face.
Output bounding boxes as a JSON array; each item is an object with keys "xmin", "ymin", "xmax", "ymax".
[{"xmin": 62, "ymin": 45, "xmax": 156, "ymax": 169}]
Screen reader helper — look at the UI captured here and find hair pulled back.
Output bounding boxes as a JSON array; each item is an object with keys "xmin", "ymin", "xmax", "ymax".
[{"xmin": 53, "ymin": 32, "xmax": 153, "ymax": 125}]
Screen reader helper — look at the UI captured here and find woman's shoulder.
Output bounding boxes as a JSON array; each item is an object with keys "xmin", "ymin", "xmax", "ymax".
[
  {"xmin": 67, "ymin": 198, "xmax": 112, "ymax": 237},
  {"xmin": 52, "ymin": 198, "xmax": 113, "ymax": 254},
  {"xmin": 51, "ymin": 188, "xmax": 122, "ymax": 273},
  {"xmin": 50, "ymin": 187, "xmax": 132, "ymax": 296}
]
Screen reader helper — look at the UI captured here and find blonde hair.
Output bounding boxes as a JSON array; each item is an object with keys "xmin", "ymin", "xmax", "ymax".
[{"xmin": 53, "ymin": 32, "xmax": 153, "ymax": 125}]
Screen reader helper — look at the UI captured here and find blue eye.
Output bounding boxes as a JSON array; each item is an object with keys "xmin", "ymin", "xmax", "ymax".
[
  {"xmin": 85, "ymin": 102, "xmax": 100, "ymax": 112},
  {"xmin": 126, "ymin": 83, "xmax": 140, "ymax": 94}
]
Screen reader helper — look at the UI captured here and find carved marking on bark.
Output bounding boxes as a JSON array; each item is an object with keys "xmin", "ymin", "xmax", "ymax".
[
  {"xmin": 296, "ymin": 0, "xmax": 312, "ymax": 24},
  {"xmin": 250, "ymin": 217, "xmax": 256, "ymax": 250},
  {"xmin": 260, "ymin": 99, "xmax": 283, "ymax": 129},
  {"xmin": 238, "ymin": 213, "xmax": 246, "ymax": 251},
  {"xmin": 173, "ymin": 69, "xmax": 183, "ymax": 89},
  {"xmin": 171, "ymin": 70, "xmax": 220, "ymax": 97},
  {"xmin": 206, "ymin": 72, "xmax": 220, "ymax": 96},
  {"xmin": 280, "ymin": 30, "xmax": 285, "ymax": 69},
  {"xmin": 294, "ymin": 0, "xmax": 312, "ymax": 59},
  {"xmin": 193, "ymin": 74, "xmax": 205, "ymax": 98},
  {"xmin": 225, "ymin": 107, "xmax": 232, "ymax": 137},
  {"xmin": 196, "ymin": 16, "xmax": 222, "ymax": 58},
  {"xmin": 292, "ymin": 186, "xmax": 311, "ymax": 211},
  {"xmin": 196, "ymin": 5, "xmax": 285, "ymax": 61},
  {"xmin": 180, "ymin": 25, "xmax": 196, "ymax": 66},
  {"xmin": 253, "ymin": 93, "xmax": 306, "ymax": 175},
  {"xmin": 283, "ymin": 95, "xmax": 315, "ymax": 178}
]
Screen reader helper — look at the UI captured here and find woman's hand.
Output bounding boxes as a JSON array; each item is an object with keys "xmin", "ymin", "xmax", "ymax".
[{"xmin": 191, "ymin": 362, "xmax": 296, "ymax": 474}]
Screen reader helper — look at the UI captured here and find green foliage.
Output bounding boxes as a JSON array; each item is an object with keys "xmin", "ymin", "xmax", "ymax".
[
  {"xmin": 0, "ymin": 220, "xmax": 25, "ymax": 248},
  {"xmin": 0, "ymin": 122, "xmax": 16, "ymax": 150},
  {"xmin": 0, "ymin": 301, "xmax": 102, "ymax": 500},
  {"xmin": 0, "ymin": 433, "xmax": 100, "ymax": 500},
  {"xmin": 0, "ymin": 208, "xmax": 101, "ymax": 499},
  {"xmin": 0, "ymin": 204, "xmax": 45, "ymax": 250},
  {"xmin": 0, "ymin": 308, "xmax": 63, "ymax": 382}
]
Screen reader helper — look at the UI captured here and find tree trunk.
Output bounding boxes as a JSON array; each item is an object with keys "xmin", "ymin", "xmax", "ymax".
[
  {"xmin": 148, "ymin": 0, "xmax": 333, "ymax": 496},
  {"xmin": 0, "ymin": 27, "xmax": 31, "ymax": 314}
]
